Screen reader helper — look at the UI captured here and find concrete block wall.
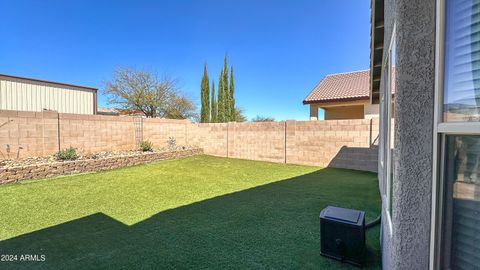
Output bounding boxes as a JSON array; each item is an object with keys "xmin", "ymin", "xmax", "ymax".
[
  {"xmin": 143, "ymin": 118, "xmax": 190, "ymax": 148},
  {"xmin": 287, "ymin": 119, "xmax": 379, "ymax": 168},
  {"xmin": 0, "ymin": 110, "xmax": 379, "ymax": 172},
  {"xmin": 186, "ymin": 123, "xmax": 228, "ymax": 156},
  {"xmin": 59, "ymin": 113, "xmax": 136, "ymax": 153},
  {"xmin": 228, "ymin": 121, "xmax": 286, "ymax": 163},
  {"xmin": 0, "ymin": 110, "xmax": 59, "ymax": 159},
  {"xmin": 185, "ymin": 119, "xmax": 379, "ymax": 171},
  {"xmin": 0, "ymin": 110, "xmax": 188, "ymax": 159}
]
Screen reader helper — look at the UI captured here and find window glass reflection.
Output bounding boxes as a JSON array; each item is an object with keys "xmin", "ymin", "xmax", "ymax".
[
  {"xmin": 443, "ymin": 136, "xmax": 480, "ymax": 269},
  {"xmin": 444, "ymin": 0, "xmax": 480, "ymax": 122}
]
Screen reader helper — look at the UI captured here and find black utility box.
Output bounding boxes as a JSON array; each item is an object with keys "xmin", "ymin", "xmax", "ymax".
[{"xmin": 320, "ymin": 206, "xmax": 365, "ymax": 267}]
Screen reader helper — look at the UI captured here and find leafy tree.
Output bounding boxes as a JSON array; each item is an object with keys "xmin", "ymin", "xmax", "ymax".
[
  {"xmin": 203, "ymin": 54, "xmax": 236, "ymax": 123},
  {"xmin": 211, "ymin": 80, "xmax": 217, "ymax": 122},
  {"xmin": 252, "ymin": 115, "xmax": 275, "ymax": 122},
  {"xmin": 200, "ymin": 64, "xmax": 210, "ymax": 123},
  {"xmin": 229, "ymin": 66, "xmax": 235, "ymax": 121},
  {"xmin": 164, "ymin": 93, "xmax": 197, "ymax": 119},
  {"xmin": 222, "ymin": 55, "xmax": 230, "ymax": 120},
  {"xmin": 217, "ymin": 69, "xmax": 225, "ymax": 122},
  {"xmin": 234, "ymin": 107, "xmax": 247, "ymax": 122},
  {"xmin": 104, "ymin": 67, "xmax": 196, "ymax": 119}
]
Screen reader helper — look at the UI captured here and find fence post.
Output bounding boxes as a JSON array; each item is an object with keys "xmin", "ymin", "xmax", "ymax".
[
  {"xmin": 284, "ymin": 121, "xmax": 287, "ymax": 164},
  {"xmin": 56, "ymin": 111, "xmax": 61, "ymax": 152},
  {"xmin": 184, "ymin": 121, "xmax": 187, "ymax": 146},
  {"xmin": 369, "ymin": 118, "xmax": 372, "ymax": 146},
  {"xmin": 226, "ymin": 122, "xmax": 229, "ymax": 158}
]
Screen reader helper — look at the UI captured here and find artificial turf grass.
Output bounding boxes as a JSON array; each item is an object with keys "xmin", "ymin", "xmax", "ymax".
[
  {"xmin": 0, "ymin": 155, "xmax": 381, "ymax": 269},
  {"xmin": 0, "ymin": 155, "xmax": 320, "ymax": 239}
]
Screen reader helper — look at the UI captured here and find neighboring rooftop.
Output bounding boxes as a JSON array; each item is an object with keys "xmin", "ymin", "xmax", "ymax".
[
  {"xmin": 0, "ymin": 73, "xmax": 97, "ymax": 91},
  {"xmin": 97, "ymin": 107, "xmax": 145, "ymax": 117},
  {"xmin": 303, "ymin": 70, "xmax": 370, "ymax": 104},
  {"xmin": 303, "ymin": 69, "xmax": 395, "ymax": 105}
]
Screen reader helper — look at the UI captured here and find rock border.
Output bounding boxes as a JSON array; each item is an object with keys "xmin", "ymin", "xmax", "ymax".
[{"xmin": 0, "ymin": 148, "xmax": 203, "ymax": 185}]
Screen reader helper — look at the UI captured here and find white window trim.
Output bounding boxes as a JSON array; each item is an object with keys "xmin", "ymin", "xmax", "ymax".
[
  {"xmin": 381, "ymin": 23, "xmax": 396, "ymax": 235},
  {"xmin": 430, "ymin": 0, "xmax": 445, "ymax": 268},
  {"xmin": 387, "ymin": 26, "xmax": 395, "ymax": 215},
  {"xmin": 430, "ymin": 0, "xmax": 480, "ymax": 268},
  {"xmin": 437, "ymin": 122, "xmax": 480, "ymax": 134}
]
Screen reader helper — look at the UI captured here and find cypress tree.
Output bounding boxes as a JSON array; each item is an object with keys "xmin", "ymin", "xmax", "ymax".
[
  {"xmin": 217, "ymin": 69, "xmax": 225, "ymax": 122},
  {"xmin": 222, "ymin": 55, "xmax": 230, "ymax": 120},
  {"xmin": 229, "ymin": 66, "xmax": 235, "ymax": 121},
  {"xmin": 200, "ymin": 63, "xmax": 210, "ymax": 123},
  {"xmin": 211, "ymin": 80, "xmax": 217, "ymax": 122}
]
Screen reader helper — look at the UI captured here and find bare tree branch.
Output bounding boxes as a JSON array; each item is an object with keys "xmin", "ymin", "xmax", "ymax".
[{"xmin": 104, "ymin": 68, "xmax": 197, "ymax": 119}]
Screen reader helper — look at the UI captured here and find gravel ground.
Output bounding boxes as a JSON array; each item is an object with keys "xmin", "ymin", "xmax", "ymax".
[{"xmin": 0, "ymin": 145, "xmax": 195, "ymax": 168}]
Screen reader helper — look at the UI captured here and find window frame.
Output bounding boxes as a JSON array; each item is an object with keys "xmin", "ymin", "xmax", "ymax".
[
  {"xmin": 380, "ymin": 24, "xmax": 396, "ymax": 232},
  {"xmin": 430, "ymin": 0, "xmax": 480, "ymax": 268},
  {"xmin": 387, "ymin": 29, "xmax": 396, "ymax": 215}
]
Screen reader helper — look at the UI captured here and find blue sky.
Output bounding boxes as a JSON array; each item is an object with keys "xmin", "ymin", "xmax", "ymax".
[{"xmin": 0, "ymin": 0, "xmax": 370, "ymax": 120}]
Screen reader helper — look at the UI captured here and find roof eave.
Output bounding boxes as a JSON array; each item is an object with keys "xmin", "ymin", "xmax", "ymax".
[
  {"xmin": 369, "ymin": 0, "xmax": 385, "ymax": 104},
  {"xmin": 303, "ymin": 96, "xmax": 370, "ymax": 105}
]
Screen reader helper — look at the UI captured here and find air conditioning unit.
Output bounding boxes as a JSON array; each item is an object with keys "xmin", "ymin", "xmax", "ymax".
[{"xmin": 320, "ymin": 206, "xmax": 365, "ymax": 267}]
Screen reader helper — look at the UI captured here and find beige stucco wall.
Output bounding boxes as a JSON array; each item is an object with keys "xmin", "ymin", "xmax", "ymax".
[
  {"xmin": 309, "ymin": 101, "xmax": 385, "ymax": 120},
  {"xmin": 324, "ymin": 105, "xmax": 364, "ymax": 120},
  {"xmin": 309, "ymin": 104, "xmax": 319, "ymax": 120},
  {"xmin": 309, "ymin": 100, "xmax": 371, "ymax": 120},
  {"xmin": 364, "ymin": 103, "xmax": 380, "ymax": 119}
]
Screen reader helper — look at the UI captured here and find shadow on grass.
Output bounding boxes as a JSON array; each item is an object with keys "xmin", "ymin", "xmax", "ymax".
[{"xmin": 0, "ymin": 168, "xmax": 381, "ymax": 270}]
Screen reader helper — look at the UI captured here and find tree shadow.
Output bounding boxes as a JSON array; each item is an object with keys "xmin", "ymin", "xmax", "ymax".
[{"xmin": 0, "ymin": 168, "xmax": 381, "ymax": 270}]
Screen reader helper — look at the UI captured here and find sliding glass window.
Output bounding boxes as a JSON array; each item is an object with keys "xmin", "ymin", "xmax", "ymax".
[
  {"xmin": 436, "ymin": 0, "xmax": 480, "ymax": 268},
  {"xmin": 441, "ymin": 135, "xmax": 480, "ymax": 268},
  {"xmin": 444, "ymin": 0, "xmax": 480, "ymax": 122}
]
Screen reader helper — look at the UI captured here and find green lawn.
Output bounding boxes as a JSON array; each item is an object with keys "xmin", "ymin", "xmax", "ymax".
[{"xmin": 0, "ymin": 155, "xmax": 381, "ymax": 269}]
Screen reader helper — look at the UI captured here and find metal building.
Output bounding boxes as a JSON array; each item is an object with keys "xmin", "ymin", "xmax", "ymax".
[{"xmin": 0, "ymin": 74, "xmax": 97, "ymax": 115}]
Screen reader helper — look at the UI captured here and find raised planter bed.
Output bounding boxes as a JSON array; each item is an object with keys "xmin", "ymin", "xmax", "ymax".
[{"xmin": 0, "ymin": 148, "xmax": 203, "ymax": 184}]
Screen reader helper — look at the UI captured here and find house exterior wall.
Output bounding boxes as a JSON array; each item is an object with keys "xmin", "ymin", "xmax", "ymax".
[
  {"xmin": 309, "ymin": 104, "xmax": 319, "ymax": 120},
  {"xmin": 310, "ymin": 100, "xmax": 370, "ymax": 120},
  {"xmin": 310, "ymin": 101, "xmax": 381, "ymax": 120},
  {"xmin": 0, "ymin": 76, "xmax": 96, "ymax": 115},
  {"xmin": 324, "ymin": 105, "xmax": 364, "ymax": 120},
  {"xmin": 379, "ymin": 0, "xmax": 436, "ymax": 269},
  {"xmin": 364, "ymin": 103, "xmax": 380, "ymax": 119}
]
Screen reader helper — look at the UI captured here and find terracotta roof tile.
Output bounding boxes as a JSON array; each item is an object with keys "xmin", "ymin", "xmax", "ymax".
[
  {"xmin": 303, "ymin": 70, "xmax": 370, "ymax": 104},
  {"xmin": 303, "ymin": 69, "xmax": 396, "ymax": 104}
]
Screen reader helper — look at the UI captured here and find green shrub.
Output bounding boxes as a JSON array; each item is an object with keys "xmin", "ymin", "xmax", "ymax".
[
  {"xmin": 55, "ymin": 147, "xmax": 78, "ymax": 160},
  {"xmin": 140, "ymin": 140, "xmax": 154, "ymax": 152}
]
